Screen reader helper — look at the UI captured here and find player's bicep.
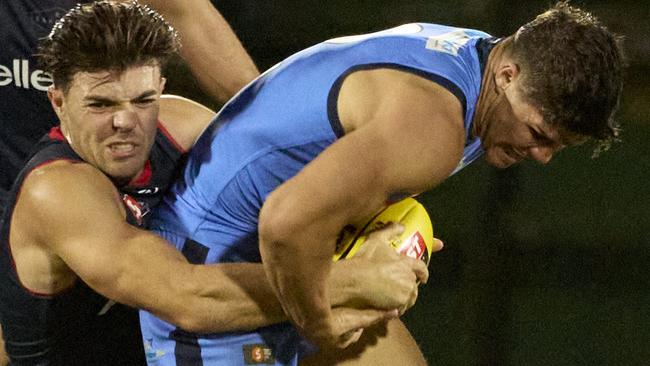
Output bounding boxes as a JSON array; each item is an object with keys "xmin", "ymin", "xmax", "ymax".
[
  {"xmin": 273, "ymin": 75, "xmax": 464, "ymax": 227},
  {"xmin": 22, "ymin": 164, "xmax": 138, "ymax": 291}
]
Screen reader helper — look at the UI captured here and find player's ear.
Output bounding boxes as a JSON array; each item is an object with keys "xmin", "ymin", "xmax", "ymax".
[
  {"xmin": 48, "ymin": 85, "xmax": 65, "ymax": 117},
  {"xmin": 159, "ymin": 77, "xmax": 167, "ymax": 94},
  {"xmin": 494, "ymin": 61, "xmax": 520, "ymax": 92}
]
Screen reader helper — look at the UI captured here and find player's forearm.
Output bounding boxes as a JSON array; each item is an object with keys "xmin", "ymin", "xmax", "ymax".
[
  {"xmin": 166, "ymin": 263, "xmax": 285, "ymax": 333},
  {"xmin": 328, "ymin": 260, "xmax": 362, "ymax": 307},
  {"xmin": 115, "ymin": 252, "xmax": 282, "ymax": 333},
  {"xmin": 82, "ymin": 230, "xmax": 274, "ymax": 333},
  {"xmin": 156, "ymin": 258, "xmax": 404, "ymax": 334},
  {"xmin": 91, "ymin": 228, "xmax": 374, "ymax": 334},
  {"xmin": 173, "ymin": 261, "xmax": 368, "ymax": 333},
  {"xmin": 178, "ymin": 16, "xmax": 259, "ymax": 102},
  {"xmin": 265, "ymin": 259, "xmax": 333, "ymax": 339},
  {"xmin": 147, "ymin": 0, "xmax": 258, "ymax": 102},
  {"xmin": 258, "ymin": 221, "xmax": 335, "ymax": 340},
  {"xmin": 256, "ymin": 150, "xmax": 384, "ymax": 342},
  {"xmin": 329, "ymin": 258, "xmax": 387, "ymax": 308}
]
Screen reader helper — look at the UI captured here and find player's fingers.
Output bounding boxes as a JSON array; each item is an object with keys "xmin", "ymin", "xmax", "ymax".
[
  {"xmin": 337, "ymin": 328, "xmax": 364, "ymax": 349},
  {"xmin": 409, "ymin": 257, "xmax": 429, "ymax": 284},
  {"xmin": 400, "ymin": 283, "xmax": 419, "ymax": 315},
  {"xmin": 369, "ymin": 222, "xmax": 404, "ymax": 242},
  {"xmin": 332, "ymin": 307, "xmax": 397, "ymax": 337},
  {"xmin": 358, "ymin": 223, "xmax": 404, "ymax": 257},
  {"xmin": 355, "ymin": 237, "xmax": 377, "ymax": 257},
  {"xmin": 431, "ymin": 238, "xmax": 444, "ymax": 253}
]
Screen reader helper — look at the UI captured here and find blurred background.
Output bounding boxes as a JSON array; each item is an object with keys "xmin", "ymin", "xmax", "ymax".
[{"xmin": 166, "ymin": 1, "xmax": 649, "ymax": 365}]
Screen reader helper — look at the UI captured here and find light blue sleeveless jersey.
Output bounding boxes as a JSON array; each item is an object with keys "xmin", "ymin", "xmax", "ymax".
[{"xmin": 141, "ymin": 23, "xmax": 495, "ymax": 366}]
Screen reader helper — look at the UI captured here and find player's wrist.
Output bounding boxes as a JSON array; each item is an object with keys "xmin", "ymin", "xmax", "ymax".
[
  {"xmin": 328, "ymin": 260, "xmax": 364, "ymax": 307},
  {"xmin": 294, "ymin": 311, "xmax": 338, "ymax": 346}
]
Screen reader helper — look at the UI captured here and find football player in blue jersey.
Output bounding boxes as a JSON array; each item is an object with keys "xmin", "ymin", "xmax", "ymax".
[
  {"xmin": 261, "ymin": 1, "xmax": 624, "ymax": 359},
  {"xmin": 138, "ymin": 1, "xmax": 624, "ymax": 365},
  {"xmin": 0, "ymin": 2, "xmax": 426, "ymax": 365}
]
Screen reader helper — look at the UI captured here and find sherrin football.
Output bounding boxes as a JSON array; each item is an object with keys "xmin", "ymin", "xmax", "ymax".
[{"xmin": 333, "ymin": 198, "xmax": 434, "ymax": 264}]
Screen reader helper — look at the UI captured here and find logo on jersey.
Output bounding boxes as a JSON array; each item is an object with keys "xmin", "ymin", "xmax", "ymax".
[
  {"xmin": 426, "ymin": 30, "xmax": 472, "ymax": 56},
  {"xmin": 243, "ymin": 344, "xmax": 275, "ymax": 365},
  {"xmin": 135, "ymin": 187, "xmax": 160, "ymax": 195},
  {"xmin": 144, "ymin": 338, "xmax": 166, "ymax": 362},
  {"xmin": 396, "ymin": 231, "xmax": 429, "ymax": 263},
  {"xmin": 0, "ymin": 59, "xmax": 52, "ymax": 91},
  {"xmin": 121, "ymin": 194, "xmax": 150, "ymax": 226}
]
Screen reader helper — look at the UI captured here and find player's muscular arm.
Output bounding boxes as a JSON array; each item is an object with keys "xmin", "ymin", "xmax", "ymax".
[
  {"xmin": 138, "ymin": 0, "xmax": 259, "ymax": 102},
  {"xmin": 15, "ymin": 163, "xmax": 416, "ymax": 333},
  {"xmin": 18, "ymin": 163, "xmax": 277, "ymax": 332},
  {"xmin": 259, "ymin": 69, "xmax": 465, "ymax": 346}
]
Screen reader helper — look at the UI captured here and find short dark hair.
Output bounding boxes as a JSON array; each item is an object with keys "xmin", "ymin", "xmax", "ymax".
[
  {"xmin": 507, "ymin": 1, "xmax": 624, "ymax": 146},
  {"xmin": 38, "ymin": 0, "xmax": 180, "ymax": 92}
]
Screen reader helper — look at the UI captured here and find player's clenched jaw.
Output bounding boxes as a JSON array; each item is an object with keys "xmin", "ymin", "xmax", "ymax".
[
  {"xmin": 48, "ymin": 65, "xmax": 165, "ymax": 184},
  {"xmin": 473, "ymin": 62, "xmax": 565, "ymax": 169},
  {"xmin": 477, "ymin": 91, "xmax": 555, "ymax": 169}
]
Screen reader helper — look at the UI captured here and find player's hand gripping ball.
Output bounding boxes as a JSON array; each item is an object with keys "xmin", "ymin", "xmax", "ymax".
[{"xmin": 333, "ymin": 198, "xmax": 434, "ymax": 264}]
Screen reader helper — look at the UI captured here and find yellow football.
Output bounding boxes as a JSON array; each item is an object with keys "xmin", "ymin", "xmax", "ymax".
[{"xmin": 333, "ymin": 198, "xmax": 434, "ymax": 264}]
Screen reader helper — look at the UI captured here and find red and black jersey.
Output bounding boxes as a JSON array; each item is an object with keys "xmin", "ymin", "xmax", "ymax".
[{"xmin": 0, "ymin": 124, "xmax": 185, "ymax": 365}]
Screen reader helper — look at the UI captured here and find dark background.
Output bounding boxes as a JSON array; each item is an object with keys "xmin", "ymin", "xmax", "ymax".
[{"xmin": 166, "ymin": 1, "xmax": 649, "ymax": 365}]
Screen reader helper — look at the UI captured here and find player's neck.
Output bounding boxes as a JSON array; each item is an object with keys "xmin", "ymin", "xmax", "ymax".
[{"xmin": 472, "ymin": 40, "xmax": 510, "ymax": 139}]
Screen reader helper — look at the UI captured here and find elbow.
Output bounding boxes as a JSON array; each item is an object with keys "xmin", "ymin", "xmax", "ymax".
[
  {"xmin": 258, "ymin": 191, "xmax": 298, "ymax": 254},
  {"xmin": 171, "ymin": 313, "xmax": 213, "ymax": 334},
  {"xmin": 170, "ymin": 313, "xmax": 199, "ymax": 333}
]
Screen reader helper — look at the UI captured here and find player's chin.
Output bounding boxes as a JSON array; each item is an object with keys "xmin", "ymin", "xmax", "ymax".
[
  {"xmin": 104, "ymin": 159, "xmax": 147, "ymax": 182},
  {"xmin": 485, "ymin": 149, "xmax": 517, "ymax": 169}
]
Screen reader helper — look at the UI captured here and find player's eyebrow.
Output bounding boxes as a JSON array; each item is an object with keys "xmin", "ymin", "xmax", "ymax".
[
  {"xmin": 550, "ymin": 124, "xmax": 589, "ymax": 146},
  {"xmin": 83, "ymin": 90, "xmax": 158, "ymax": 104},
  {"xmin": 130, "ymin": 90, "xmax": 158, "ymax": 102},
  {"xmin": 83, "ymin": 95, "xmax": 116, "ymax": 105}
]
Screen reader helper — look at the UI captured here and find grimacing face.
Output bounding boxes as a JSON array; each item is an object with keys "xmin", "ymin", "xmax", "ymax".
[
  {"xmin": 48, "ymin": 65, "xmax": 165, "ymax": 183},
  {"xmin": 477, "ymin": 64, "xmax": 583, "ymax": 169}
]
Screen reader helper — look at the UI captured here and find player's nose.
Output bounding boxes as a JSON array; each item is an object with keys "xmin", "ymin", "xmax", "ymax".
[
  {"xmin": 528, "ymin": 145, "xmax": 556, "ymax": 164},
  {"xmin": 112, "ymin": 109, "xmax": 138, "ymax": 131}
]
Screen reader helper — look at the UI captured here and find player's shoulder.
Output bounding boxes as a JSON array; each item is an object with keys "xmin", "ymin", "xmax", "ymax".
[
  {"xmin": 340, "ymin": 68, "xmax": 465, "ymax": 183},
  {"xmin": 340, "ymin": 67, "xmax": 464, "ymax": 134},
  {"xmin": 20, "ymin": 160, "xmax": 114, "ymax": 208},
  {"xmin": 158, "ymin": 94, "xmax": 216, "ymax": 151}
]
